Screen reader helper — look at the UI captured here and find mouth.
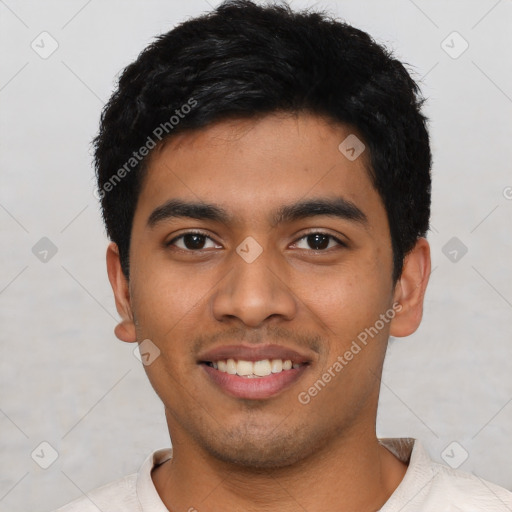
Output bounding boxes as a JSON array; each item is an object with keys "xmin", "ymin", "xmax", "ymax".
[
  {"xmin": 203, "ymin": 357, "xmax": 304, "ymax": 377},
  {"xmin": 198, "ymin": 345, "xmax": 312, "ymax": 400}
]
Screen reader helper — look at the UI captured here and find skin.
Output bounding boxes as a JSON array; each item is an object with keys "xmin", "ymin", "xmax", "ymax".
[{"xmin": 107, "ymin": 112, "xmax": 431, "ymax": 512}]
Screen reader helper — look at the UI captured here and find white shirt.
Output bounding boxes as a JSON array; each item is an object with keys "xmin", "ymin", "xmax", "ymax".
[{"xmin": 53, "ymin": 438, "xmax": 512, "ymax": 511}]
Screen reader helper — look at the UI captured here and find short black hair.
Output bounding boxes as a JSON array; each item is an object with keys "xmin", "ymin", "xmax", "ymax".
[{"xmin": 94, "ymin": 0, "xmax": 431, "ymax": 282}]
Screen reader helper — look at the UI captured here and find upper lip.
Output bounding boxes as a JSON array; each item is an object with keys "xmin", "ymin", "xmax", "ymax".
[{"xmin": 197, "ymin": 344, "xmax": 312, "ymax": 364}]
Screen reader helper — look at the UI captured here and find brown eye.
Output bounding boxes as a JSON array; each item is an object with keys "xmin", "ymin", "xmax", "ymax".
[
  {"xmin": 182, "ymin": 234, "xmax": 207, "ymax": 250},
  {"xmin": 306, "ymin": 233, "xmax": 330, "ymax": 250},
  {"xmin": 167, "ymin": 232, "xmax": 221, "ymax": 251},
  {"xmin": 294, "ymin": 232, "xmax": 345, "ymax": 251}
]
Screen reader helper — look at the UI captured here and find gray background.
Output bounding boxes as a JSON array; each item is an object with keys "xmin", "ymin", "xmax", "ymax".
[{"xmin": 1, "ymin": 0, "xmax": 511, "ymax": 510}]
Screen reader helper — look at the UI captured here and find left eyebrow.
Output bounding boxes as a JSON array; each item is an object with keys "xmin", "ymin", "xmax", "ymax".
[
  {"xmin": 270, "ymin": 197, "xmax": 368, "ymax": 228},
  {"xmin": 146, "ymin": 197, "xmax": 368, "ymax": 229}
]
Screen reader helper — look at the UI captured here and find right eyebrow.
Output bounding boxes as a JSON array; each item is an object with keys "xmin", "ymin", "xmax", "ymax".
[{"xmin": 147, "ymin": 199, "xmax": 231, "ymax": 228}]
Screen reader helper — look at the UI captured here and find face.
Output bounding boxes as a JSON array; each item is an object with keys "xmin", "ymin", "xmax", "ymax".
[{"xmin": 108, "ymin": 112, "xmax": 428, "ymax": 468}]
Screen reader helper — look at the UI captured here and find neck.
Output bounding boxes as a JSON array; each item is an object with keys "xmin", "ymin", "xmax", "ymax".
[{"xmin": 152, "ymin": 424, "xmax": 407, "ymax": 512}]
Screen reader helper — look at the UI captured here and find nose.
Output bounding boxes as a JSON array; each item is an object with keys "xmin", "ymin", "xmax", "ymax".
[{"xmin": 211, "ymin": 246, "xmax": 297, "ymax": 328}]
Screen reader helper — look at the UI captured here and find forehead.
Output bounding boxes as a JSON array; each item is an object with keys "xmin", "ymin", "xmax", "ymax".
[{"xmin": 135, "ymin": 113, "xmax": 385, "ymax": 229}]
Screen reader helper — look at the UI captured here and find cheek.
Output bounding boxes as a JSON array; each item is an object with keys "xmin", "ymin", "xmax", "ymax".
[
  {"xmin": 132, "ymin": 267, "xmax": 206, "ymax": 400},
  {"xmin": 297, "ymin": 260, "xmax": 391, "ymax": 335},
  {"xmin": 302, "ymin": 266, "xmax": 392, "ymax": 388},
  {"xmin": 131, "ymin": 260, "xmax": 209, "ymax": 340}
]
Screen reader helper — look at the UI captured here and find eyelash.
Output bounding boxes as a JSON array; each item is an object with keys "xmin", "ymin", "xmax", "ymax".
[{"xmin": 166, "ymin": 230, "xmax": 346, "ymax": 252}]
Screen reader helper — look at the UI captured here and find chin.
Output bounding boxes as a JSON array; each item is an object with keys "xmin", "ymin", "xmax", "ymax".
[{"xmin": 197, "ymin": 422, "xmax": 322, "ymax": 469}]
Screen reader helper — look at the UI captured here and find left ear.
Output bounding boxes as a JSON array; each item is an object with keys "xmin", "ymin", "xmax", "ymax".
[{"xmin": 389, "ymin": 237, "xmax": 431, "ymax": 338}]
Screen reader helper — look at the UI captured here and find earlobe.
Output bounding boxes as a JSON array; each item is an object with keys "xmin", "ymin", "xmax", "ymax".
[
  {"xmin": 389, "ymin": 238, "xmax": 431, "ymax": 338},
  {"xmin": 114, "ymin": 320, "xmax": 137, "ymax": 343},
  {"xmin": 106, "ymin": 242, "xmax": 137, "ymax": 343}
]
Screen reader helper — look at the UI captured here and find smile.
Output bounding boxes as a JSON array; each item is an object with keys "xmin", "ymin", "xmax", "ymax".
[
  {"xmin": 204, "ymin": 358, "xmax": 302, "ymax": 378},
  {"xmin": 198, "ymin": 344, "xmax": 313, "ymax": 399}
]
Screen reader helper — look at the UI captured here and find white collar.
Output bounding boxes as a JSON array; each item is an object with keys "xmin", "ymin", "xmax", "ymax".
[{"xmin": 135, "ymin": 438, "xmax": 430, "ymax": 511}]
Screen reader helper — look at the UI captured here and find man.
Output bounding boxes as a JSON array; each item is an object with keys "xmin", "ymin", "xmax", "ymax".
[{"xmin": 55, "ymin": 0, "xmax": 512, "ymax": 510}]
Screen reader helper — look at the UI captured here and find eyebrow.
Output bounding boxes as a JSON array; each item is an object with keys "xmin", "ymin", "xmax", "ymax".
[
  {"xmin": 146, "ymin": 197, "xmax": 368, "ymax": 229},
  {"xmin": 271, "ymin": 197, "xmax": 367, "ymax": 228},
  {"xmin": 147, "ymin": 199, "xmax": 230, "ymax": 227}
]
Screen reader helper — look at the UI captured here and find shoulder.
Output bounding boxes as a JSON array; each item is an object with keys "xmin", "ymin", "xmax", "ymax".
[
  {"xmin": 52, "ymin": 473, "xmax": 138, "ymax": 512},
  {"xmin": 427, "ymin": 461, "xmax": 512, "ymax": 508},
  {"xmin": 380, "ymin": 438, "xmax": 512, "ymax": 511},
  {"xmin": 50, "ymin": 448, "xmax": 172, "ymax": 512}
]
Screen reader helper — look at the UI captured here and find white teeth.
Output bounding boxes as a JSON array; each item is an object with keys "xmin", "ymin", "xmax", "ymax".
[
  {"xmin": 236, "ymin": 360, "xmax": 253, "ymax": 376},
  {"xmin": 211, "ymin": 358, "xmax": 299, "ymax": 377},
  {"xmin": 271, "ymin": 359, "xmax": 283, "ymax": 373},
  {"xmin": 253, "ymin": 360, "xmax": 272, "ymax": 376},
  {"xmin": 226, "ymin": 358, "xmax": 237, "ymax": 375}
]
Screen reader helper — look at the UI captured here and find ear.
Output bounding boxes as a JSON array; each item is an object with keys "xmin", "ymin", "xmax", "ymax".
[
  {"xmin": 389, "ymin": 237, "xmax": 431, "ymax": 338},
  {"xmin": 106, "ymin": 242, "xmax": 137, "ymax": 343}
]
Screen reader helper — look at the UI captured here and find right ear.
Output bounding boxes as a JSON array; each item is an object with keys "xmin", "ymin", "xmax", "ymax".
[{"xmin": 106, "ymin": 242, "xmax": 137, "ymax": 343}]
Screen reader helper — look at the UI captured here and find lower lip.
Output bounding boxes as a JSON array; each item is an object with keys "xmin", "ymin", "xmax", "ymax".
[{"xmin": 202, "ymin": 364, "xmax": 308, "ymax": 400}]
